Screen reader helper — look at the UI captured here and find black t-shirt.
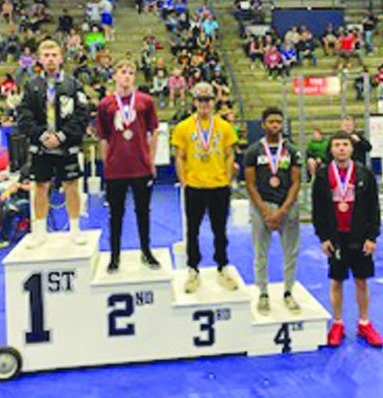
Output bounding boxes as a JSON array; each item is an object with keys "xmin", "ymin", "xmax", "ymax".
[{"xmin": 244, "ymin": 138, "xmax": 302, "ymax": 205}]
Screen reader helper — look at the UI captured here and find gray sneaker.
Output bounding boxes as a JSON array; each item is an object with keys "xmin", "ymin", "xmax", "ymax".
[
  {"xmin": 284, "ymin": 293, "xmax": 301, "ymax": 314},
  {"xmin": 184, "ymin": 268, "xmax": 201, "ymax": 294},
  {"xmin": 257, "ymin": 294, "xmax": 270, "ymax": 315},
  {"xmin": 217, "ymin": 267, "xmax": 238, "ymax": 291}
]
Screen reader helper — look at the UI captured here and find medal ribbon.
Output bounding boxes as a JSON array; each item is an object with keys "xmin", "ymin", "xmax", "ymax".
[
  {"xmin": 331, "ymin": 160, "xmax": 354, "ymax": 202},
  {"xmin": 263, "ymin": 138, "xmax": 284, "ymax": 176},
  {"xmin": 115, "ymin": 91, "xmax": 135, "ymax": 129},
  {"xmin": 196, "ymin": 116, "xmax": 214, "ymax": 151}
]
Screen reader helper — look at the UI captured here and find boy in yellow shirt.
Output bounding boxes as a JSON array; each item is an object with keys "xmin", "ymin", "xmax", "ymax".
[{"xmin": 172, "ymin": 82, "xmax": 238, "ymax": 293}]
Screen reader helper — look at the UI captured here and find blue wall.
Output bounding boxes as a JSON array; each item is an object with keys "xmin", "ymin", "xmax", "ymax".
[{"xmin": 272, "ymin": 8, "xmax": 345, "ymax": 37}]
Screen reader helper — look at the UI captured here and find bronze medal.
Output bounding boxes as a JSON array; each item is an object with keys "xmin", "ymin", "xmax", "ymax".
[
  {"xmin": 269, "ymin": 176, "xmax": 280, "ymax": 188},
  {"xmin": 123, "ymin": 129, "xmax": 133, "ymax": 141},
  {"xmin": 201, "ymin": 152, "xmax": 210, "ymax": 163},
  {"xmin": 338, "ymin": 201, "xmax": 349, "ymax": 213}
]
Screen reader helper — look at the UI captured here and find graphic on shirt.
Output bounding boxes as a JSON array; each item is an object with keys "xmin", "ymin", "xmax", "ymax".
[{"xmin": 60, "ymin": 95, "xmax": 74, "ymax": 118}]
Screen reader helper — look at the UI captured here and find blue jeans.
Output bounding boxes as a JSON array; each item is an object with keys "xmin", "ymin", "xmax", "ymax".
[{"xmin": 365, "ymin": 30, "xmax": 373, "ymax": 53}]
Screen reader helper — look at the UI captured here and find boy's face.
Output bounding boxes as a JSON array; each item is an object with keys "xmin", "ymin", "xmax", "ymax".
[
  {"xmin": 331, "ymin": 139, "xmax": 353, "ymax": 162},
  {"xmin": 263, "ymin": 114, "xmax": 283, "ymax": 139},
  {"xmin": 114, "ymin": 66, "xmax": 135, "ymax": 89},
  {"xmin": 39, "ymin": 47, "xmax": 63, "ymax": 73}
]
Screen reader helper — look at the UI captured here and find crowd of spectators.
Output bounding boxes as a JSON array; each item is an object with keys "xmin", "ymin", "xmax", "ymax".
[
  {"xmin": 0, "ymin": 0, "xmax": 118, "ymax": 125},
  {"xmin": 136, "ymin": 1, "xmax": 236, "ymax": 124}
]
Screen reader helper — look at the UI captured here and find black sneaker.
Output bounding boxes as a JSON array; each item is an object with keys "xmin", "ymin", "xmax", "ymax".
[
  {"xmin": 141, "ymin": 251, "xmax": 161, "ymax": 270},
  {"xmin": 107, "ymin": 258, "xmax": 119, "ymax": 273}
]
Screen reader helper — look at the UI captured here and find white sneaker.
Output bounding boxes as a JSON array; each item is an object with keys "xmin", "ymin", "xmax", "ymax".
[
  {"xmin": 217, "ymin": 267, "xmax": 238, "ymax": 291},
  {"xmin": 184, "ymin": 268, "xmax": 200, "ymax": 294},
  {"xmin": 25, "ymin": 233, "xmax": 47, "ymax": 249},
  {"xmin": 71, "ymin": 231, "xmax": 87, "ymax": 245},
  {"xmin": 284, "ymin": 293, "xmax": 301, "ymax": 314},
  {"xmin": 257, "ymin": 294, "xmax": 271, "ymax": 315}
]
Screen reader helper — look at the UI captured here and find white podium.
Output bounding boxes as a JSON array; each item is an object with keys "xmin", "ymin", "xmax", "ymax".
[{"xmin": 1, "ymin": 230, "xmax": 331, "ymax": 379}]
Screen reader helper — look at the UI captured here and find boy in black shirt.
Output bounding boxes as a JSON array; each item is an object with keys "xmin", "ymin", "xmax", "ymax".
[{"xmin": 245, "ymin": 107, "xmax": 302, "ymax": 315}]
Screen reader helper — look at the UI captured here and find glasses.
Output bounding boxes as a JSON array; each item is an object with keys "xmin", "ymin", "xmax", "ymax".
[{"xmin": 196, "ymin": 97, "xmax": 214, "ymax": 103}]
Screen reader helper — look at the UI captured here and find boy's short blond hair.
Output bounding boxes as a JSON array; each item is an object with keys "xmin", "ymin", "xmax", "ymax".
[
  {"xmin": 114, "ymin": 59, "xmax": 136, "ymax": 72},
  {"xmin": 38, "ymin": 40, "xmax": 62, "ymax": 56}
]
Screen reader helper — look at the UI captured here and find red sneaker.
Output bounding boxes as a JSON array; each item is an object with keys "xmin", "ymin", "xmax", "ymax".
[
  {"xmin": 358, "ymin": 322, "xmax": 383, "ymax": 347},
  {"xmin": 328, "ymin": 323, "xmax": 345, "ymax": 346}
]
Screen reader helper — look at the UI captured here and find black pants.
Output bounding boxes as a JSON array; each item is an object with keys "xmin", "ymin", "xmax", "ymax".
[
  {"xmin": 106, "ymin": 176, "xmax": 153, "ymax": 261},
  {"xmin": 185, "ymin": 186, "xmax": 230, "ymax": 271}
]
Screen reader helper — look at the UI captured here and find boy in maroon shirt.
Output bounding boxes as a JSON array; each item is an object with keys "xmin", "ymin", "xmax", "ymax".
[
  {"xmin": 97, "ymin": 59, "xmax": 161, "ymax": 272},
  {"xmin": 313, "ymin": 132, "xmax": 382, "ymax": 347}
]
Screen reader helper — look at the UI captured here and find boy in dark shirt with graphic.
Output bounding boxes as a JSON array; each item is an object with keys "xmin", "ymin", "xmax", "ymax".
[{"xmin": 245, "ymin": 107, "xmax": 302, "ymax": 315}]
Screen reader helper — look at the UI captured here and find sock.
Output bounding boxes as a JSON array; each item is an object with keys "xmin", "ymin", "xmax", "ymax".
[
  {"xmin": 70, "ymin": 218, "xmax": 81, "ymax": 234},
  {"xmin": 359, "ymin": 319, "xmax": 370, "ymax": 326},
  {"xmin": 334, "ymin": 319, "xmax": 343, "ymax": 325},
  {"xmin": 34, "ymin": 219, "xmax": 46, "ymax": 235}
]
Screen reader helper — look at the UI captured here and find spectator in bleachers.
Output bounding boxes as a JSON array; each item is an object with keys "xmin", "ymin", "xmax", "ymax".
[
  {"xmin": 362, "ymin": 12, "xmax": 377, "ymax": 54},
  {"xmin": 354, "ymin": 65, "xmax": 371, "ymax": 101},
  {"xmin": 188, "ymin": 67, "xmax": 203, "ymax": 89},
  {"xmin": 2, "ymin": 29, "xmax": 20, "ymax": 62},
  {"xmin": 249, "ymin": 35, "xmax": 264, "ymax": 70},
  {"xmin": 306, "ymin": 128, "xmax": 329, "ymax": 182},
  {"xmin": 264, "ymin": 44, "xmax": 282, "ymax": 79},
  {"xmin": 5, "ymin": 84, "xmax": 21, "ymax": 120},
  {"xmin": 0, "ymin": 72, "xmax": 16, "ymax": 97},
  {"xmin": 168, "ymin": 67, "xmax": 186, "ymax": 107},
  {"xmin": 210, "ymin": 67, "xmax": 229, "ymax": 100},
  {"xmin": 58, "ymin": 8, "xmax": 73, "ymax": 36},
  {"xmin": 99, "ymin": 0, "xmax": 114, "ymax": 42},
  {"xmin": 321, "ymin": 27, "xmax": 337, "ymax": 56},
  {"xmin": 197, "ymin": 28, "xmax": 210, "ymax": 51},
  {"xmin": 74, "ymin": 52, "xmax": 94, "ymax": 85},
  {"xmin": 337, "ymin": 29, "xmax": 355, "ymax": 71},
  {"xmin": 201, "ymin": 13, "xmax": 218, "ymax": 41},
  {"xmin": 16, "ymin": 46, "xmax": 35, "ymax": 82},
  {"xmin": 374, "ymin": 64, "xmax": 383, "ymax": 99},
  {"xmin": 153, "ymin": 68, "xmax": 168, "ymax": 108},
  {"xmin": 281, "ymin": 42, "xmax": 297, "ymax": 77},
  {"xmin": 85, "ymin": 25, "xmax": 106, "ymax": 61},
  {"xmin": 297, "ymin": 26, "xmax": 317, "ymax": 66},
  {"xmin": 66, "ymin": 29, "xmax": 82, "ymax": 61},
  {"xmin": 153, "ymin": 57, "xmax": 168, "ymax": 78},
  {"xmin": 86, "ymin": 0, "xmax": 101, "ymax": 24},
  {"xmin": 339, "ymin": 115, "xmax": 371, "ymax": 164},
  {"xmin": 22, "ymin": 29, "xmax": 38, "ymax": 54},
  {"xmin": 284, "ymin": 26, "xmax": 300, "ymax": 48},
  {"xmin": 2, "ymin": 0, "xmax": 13, "ymax": 24}
]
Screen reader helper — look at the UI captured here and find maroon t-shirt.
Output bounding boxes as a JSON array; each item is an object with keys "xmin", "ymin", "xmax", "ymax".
[{"xmin": 97, "ymin": 91, "xmax": 159, "ymax": 179}]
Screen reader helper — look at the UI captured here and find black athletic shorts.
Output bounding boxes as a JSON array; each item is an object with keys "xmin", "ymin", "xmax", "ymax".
[
  {"xmin": 31, "ymin": 153, "xmax": 82, "ymax": 183},
  {"xmin": 328, "ymin": 232, "xmax": 374, "ymax": 281}
]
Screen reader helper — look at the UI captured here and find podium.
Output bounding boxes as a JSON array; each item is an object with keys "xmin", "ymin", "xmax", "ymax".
[{"xmin": 1, "ymin": 230, "xmax": 331, "ymax": 379}]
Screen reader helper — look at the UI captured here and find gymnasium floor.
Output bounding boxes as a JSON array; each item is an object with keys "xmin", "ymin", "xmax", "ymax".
[{"xmin": 0, "ymin": 185, "xmax": 382, "ymax": 398}]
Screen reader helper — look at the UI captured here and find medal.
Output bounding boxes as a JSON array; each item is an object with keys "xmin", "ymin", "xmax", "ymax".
[
  {"xmin": 263, "ymin": 138, "xmax": 284, "ymax": 188},
  {"xmin": 123, "ymin": 129, "xmax": 133, "ymax": 141},
  {"xmin": 115, "ymin": 91, "xmax": 136, "ymax": 135},
  {"xmin": 338, "ymin": 202, "xmax": 349, "ymax": 213},
  {"xmin": 196, "ymin": 115, "xmax": 214, "ymax": 159},
  {"xmin": 201, "ymin": 152, "xmax": 210, "ymax": 163},
  {"xmin": 269, "ymin": 176, "xmax": 280, "ymax": 187},
  {"xmin": 331, "ymin": 160, "xmax": 354, "ymax": 213}
]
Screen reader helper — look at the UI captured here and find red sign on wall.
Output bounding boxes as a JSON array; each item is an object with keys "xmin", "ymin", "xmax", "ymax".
[{"xmin": 293, "ymin": 76, "xmax": 341, "ymax": 96}]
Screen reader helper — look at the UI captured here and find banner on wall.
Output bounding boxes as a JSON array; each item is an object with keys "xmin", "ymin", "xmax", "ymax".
[
  {"xmin": 369, "ymin": 115, "xmax": 383, "ymax": 158},
  {"xmin": 155, "ymin": 122, "xmax": 171, "ymax": 166},
  {"xmin": 292, "ymin": 76, "xmax": 341, "ymax": 96}
]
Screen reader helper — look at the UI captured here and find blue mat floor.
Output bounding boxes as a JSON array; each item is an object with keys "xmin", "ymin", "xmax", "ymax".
[{"xmin": 0, "ymin": 185, "xmax": 382, "ymax": 398}]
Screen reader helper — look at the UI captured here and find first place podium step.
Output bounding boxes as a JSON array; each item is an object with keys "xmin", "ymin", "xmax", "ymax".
[{"xmin": 2, "ymin": 230, "xmax": 331, "ymax": 378}]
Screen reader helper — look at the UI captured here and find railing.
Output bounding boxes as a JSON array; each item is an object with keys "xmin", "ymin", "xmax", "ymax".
[{"xmin": 209, "ymin": 0, "xmax": 245, "ymax": 121}]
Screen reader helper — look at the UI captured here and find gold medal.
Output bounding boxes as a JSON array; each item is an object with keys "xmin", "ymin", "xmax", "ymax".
[
  {"xmin": 338, "ymin": 201, "xmax": 349, "ymax": 213},
  {"xmin": 269, "ymin": 176, "xmax": 280, "ymax": 188},
  {"xmin": 123, "ymin": 129, "xmax": 133, "ymax": 141},
  {"xmin": 201, "ymin": 152, "xmax": 210, "ymax": 163}
]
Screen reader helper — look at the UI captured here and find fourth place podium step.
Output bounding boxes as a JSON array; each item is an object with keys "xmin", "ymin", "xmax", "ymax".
[{"xmin": 2, "ymin": 231, "xmax": 331, "ymax": 378}]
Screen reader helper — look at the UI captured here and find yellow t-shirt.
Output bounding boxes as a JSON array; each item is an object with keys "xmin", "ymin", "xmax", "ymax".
[{"xmin": 171, "ymin": 114, "xmax": 237, "ymax": 188}]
